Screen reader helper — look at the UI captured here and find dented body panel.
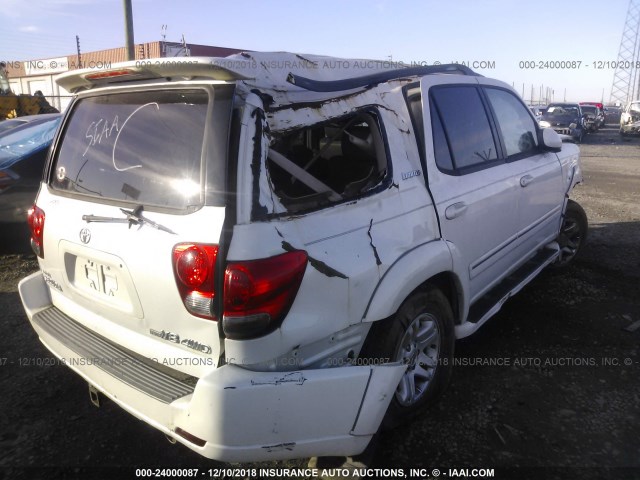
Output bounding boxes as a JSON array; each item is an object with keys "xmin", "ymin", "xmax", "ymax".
[
  {"xmin": 18, "ymin": 51, "xmax": 586, "ymax": 462},
  {"xmin": 20, "ymin": 269, "xmax": 404, "ymax": 461}
]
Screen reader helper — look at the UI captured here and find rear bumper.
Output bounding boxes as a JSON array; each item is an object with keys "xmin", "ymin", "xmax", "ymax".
[{"xmin": 19, "ymin": 271, "xmax": 405, "ymax": 462}]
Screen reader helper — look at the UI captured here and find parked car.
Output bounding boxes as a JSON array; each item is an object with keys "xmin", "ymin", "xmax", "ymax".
[
  {"xmin": 0, "ymin": 114, "xmax": 62, "ymax": 224},
  {"xmin": 604, "ymin": 106, "xmax": 621, "ymax": 125},
  {"xmin": 580, "ymin": 105, "xmax": 602, "ymax": 132},
  {"xmin": 598, "ymin": 107, "xmax": 606, "ymax": 127},
  {"xmin": 529, "ymin": 105, "xmax": 543, "ymax": 120},
  {"xmin": 18, "ymin": 53, "xmax": 586, "ymax": 463},
  {"xmin": 0, "ymin": 113, "xmax": 60, "ymax": 135},
  {"xmin": 539, "ymin": 103, "xmax": 586, "ymax": 142},
  {"xmin": 620, "ymin": 100, "xmax": 640, "ymax": 135},
  {"xmin": 0, "ymin": 118, "xmax": 32, "ymax": 135},
  {"xmin": 579, "ymin": 102, "xmax": 605, "ymax": 128}
]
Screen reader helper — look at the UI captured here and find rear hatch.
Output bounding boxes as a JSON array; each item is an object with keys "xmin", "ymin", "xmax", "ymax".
[{"xmin": 36, "ymin": 83, "xmax": 234, "ymax": 375}]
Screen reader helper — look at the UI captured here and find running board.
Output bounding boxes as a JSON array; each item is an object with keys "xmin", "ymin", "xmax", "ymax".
[{"xmin": 455, "ymin": 243, "xmax": 559, "ymax": 338}]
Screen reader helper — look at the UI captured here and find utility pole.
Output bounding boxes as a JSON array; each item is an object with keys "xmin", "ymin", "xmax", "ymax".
[
  {"xmin": 123, "ymin": 0, "xmax": 135, "ymax": 61},
  {"xmin": 161, "ymin": 24, "xmax": 167, "ymax": 57},
  {"xmin": 531, "ymin": 85, "xmax": 534, "ymax": 104},
  {"xmin": 76, "ymin": 35, "xmax": 82, "ymax": 69},
  {"xmin": 181, "ymin": 34, "xmax": 189, "ymax": 57}
]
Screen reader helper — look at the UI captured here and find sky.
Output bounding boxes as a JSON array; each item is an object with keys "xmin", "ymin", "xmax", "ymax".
[{"xmin": 0, "ymin": 0, "xmax": 632, "ymax": 103}]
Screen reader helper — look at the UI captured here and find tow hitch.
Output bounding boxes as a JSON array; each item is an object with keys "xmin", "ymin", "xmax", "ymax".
[{"xmin": 88, "ymin": 384, "xmax": 101, "ymax": 407}]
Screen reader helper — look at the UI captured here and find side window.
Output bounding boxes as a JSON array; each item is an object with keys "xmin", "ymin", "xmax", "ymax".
[
  {"xmin": 405, "ymin": 88, "xmax": 425, "ymax": 162},
  {"xmin": 430, "ymin": 86, "xmax": 498, "ymax": 171},
  {"xmin": 430, "ymin": 101, "xmax": 454, "ymax": 171},
  {"xmin": 485, "ymin": 88, "xmax": 538, "ymax": 158},
  {"xmin": 267, "ymin": 111, "xmax": 387, "ymax": 213}
]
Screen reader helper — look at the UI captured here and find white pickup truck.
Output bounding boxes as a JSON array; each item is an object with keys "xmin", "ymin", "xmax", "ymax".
[{"xmin": 19, "ymin": 52, "xmax": 586, "ymax": 462}]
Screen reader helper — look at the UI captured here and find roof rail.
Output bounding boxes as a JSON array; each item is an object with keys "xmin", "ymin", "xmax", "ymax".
[{"xmin": 286, "ymin": 64, "xmax": 481, "ymax": 92}]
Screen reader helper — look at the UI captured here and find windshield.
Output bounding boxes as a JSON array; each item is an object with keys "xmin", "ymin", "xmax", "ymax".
[
  {"xmin": 51, "ymin": 89, "xmax": 212, "ymax": 211},
  {"xmin": 581, "ymin": 106, "xmax": 596, "ymax": 114},
  {"xmin": 546, "ymin": 105, "xmax": 579, "ymax": 116}
]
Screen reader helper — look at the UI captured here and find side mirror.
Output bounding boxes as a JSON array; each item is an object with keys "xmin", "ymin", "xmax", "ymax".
[{"xmin": 541, "ymin": 127, "xmax": 562, "ymax": 150}]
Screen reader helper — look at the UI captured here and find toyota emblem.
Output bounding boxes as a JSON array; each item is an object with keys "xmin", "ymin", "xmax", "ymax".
[{"xmin": 79, "ymin": 228, "xmax": 91, "ymax": 244}]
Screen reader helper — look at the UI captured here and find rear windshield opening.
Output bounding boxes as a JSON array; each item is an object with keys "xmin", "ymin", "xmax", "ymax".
[{"xmin": 51, "ymin": 88, "xmax": 221, "ymax": 211}]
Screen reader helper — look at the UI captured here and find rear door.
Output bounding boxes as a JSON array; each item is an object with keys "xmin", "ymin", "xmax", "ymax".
[{"xmin": 37, "ymin": 84, "xmax": 234, "ymax": 375}]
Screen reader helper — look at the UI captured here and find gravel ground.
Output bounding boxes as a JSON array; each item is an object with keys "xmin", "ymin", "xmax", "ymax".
[{"xmin": 0, "ymin": 126, "xmax": 638, "ymax": 480}]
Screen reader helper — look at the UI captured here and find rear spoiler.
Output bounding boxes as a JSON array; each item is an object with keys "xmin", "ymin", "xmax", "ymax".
[{"xmin": 56, "ymin": 57, "xmax": 252, "ymax": 93}]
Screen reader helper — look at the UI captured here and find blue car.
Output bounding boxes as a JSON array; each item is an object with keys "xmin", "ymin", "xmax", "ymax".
[{"xmin": 0, "ymin": 114, "xmax": 62, "ymax": 224}]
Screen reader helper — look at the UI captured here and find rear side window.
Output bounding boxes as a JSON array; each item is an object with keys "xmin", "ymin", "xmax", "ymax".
[
  {"xmin": 266, "ymin": 111, "xmax": 388, "ymax": 213},
  {"xmin": 484, "ymin": 88, "xmax": 538, "ymax": 158},
  {"xmin": 429, "ymin": 101, "xmax": 454, "ymax": 171},
  {"xmin": 430, "ymin": 86, "xmax": 498, "ymax": 172},
  {"xmin": 51, "ymin": 89, "xmax": 212, "ymax": 211}
]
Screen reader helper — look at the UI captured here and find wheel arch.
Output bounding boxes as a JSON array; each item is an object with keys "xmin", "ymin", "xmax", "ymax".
[
  {"xmin": 362, "ymin": 239, "xmax": 464, "ymax": 325},
  {"xmin": 427, "ymin": 271, "xmax": 462, "ymax": 325}
]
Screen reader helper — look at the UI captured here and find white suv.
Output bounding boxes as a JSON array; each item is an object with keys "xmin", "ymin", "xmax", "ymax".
[{"xmin": 19, "ymin": 52, "xmax": 587, "ymax": 462}]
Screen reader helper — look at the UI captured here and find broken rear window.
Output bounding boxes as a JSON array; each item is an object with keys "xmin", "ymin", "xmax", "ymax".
[{"xmin": 267, "ymin": 111, "xmax": 388, "ymax": 213}]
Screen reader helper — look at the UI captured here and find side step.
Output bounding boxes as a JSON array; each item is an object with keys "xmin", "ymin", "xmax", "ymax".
[{"xmin": 456, "ymin": 244, "xmax": 559, "ymax": 338}]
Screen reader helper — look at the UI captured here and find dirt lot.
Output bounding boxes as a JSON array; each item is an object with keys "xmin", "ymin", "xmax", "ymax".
[{"xmin": 0, "ymin": 126, "xmax": 638, "ymax": 480}]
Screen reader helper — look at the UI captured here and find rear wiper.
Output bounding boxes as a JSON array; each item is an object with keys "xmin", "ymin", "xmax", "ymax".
[{"xmin": 82, "ymin": 205, "xmax": 176, "ymax": 234}]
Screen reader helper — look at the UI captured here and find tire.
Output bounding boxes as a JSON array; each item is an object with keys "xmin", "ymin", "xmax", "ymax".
[
  {"xmin": 553, "ymin": 199, "xmax": 588, "ymax": 268},
  {"xmin": 360, "ymin": 286, "xmax": 455, "ymax": 429}
]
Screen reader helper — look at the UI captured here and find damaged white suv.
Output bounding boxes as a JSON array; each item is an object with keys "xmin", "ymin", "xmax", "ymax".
[{"xmin": 19, "ymin": 52, "xmax": 586, "ymax": 462}]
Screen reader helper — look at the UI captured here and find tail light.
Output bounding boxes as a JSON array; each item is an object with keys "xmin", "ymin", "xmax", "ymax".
[
  {"xmin": 27, "ymin": 205, "xmax": 45, "ymax": 258},
  {"xmin": 223, "ymin": 251, "xmax": 308, "ymax": 340},
  {"xmin": 172, "ymin": 244, "xmax": 218, "ymax": 319}
]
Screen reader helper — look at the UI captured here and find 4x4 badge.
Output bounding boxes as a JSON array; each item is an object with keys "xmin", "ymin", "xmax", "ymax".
[{"xmin": 79, "ymin": 228, "xmax": 91, "ymax": 244}]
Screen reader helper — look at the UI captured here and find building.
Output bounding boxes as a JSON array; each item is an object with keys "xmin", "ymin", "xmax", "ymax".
[{"xmin": 3, "ymin": 41, "xmax": 243, "ymax": 112}]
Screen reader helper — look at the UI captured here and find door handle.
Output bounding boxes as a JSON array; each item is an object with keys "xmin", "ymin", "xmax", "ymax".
[
  {"xmin": 445, "ymin": 202, "xmax": 468, "ymax": 220},
  {"xmin": 520, "ymin": 175, "xmax": 534, "ymax": 187}
]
